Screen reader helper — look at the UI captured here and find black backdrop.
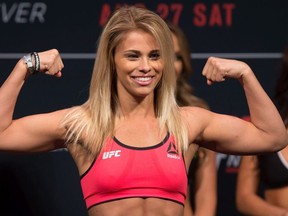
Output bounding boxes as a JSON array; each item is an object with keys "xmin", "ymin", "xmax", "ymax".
[{"xmin": 0, "ymin": 1, "xmax": 287, "ymax": 215}]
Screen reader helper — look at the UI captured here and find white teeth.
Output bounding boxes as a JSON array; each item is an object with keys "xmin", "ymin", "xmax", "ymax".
[{"xmin": 134, "ymin": 77, "xmax": 152, "ymax": 81}]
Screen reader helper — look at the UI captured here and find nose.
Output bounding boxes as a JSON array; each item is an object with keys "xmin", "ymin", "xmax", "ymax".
[{"xmin": 138, "ymin": 57, "xmax": 151, "ymax": 73}]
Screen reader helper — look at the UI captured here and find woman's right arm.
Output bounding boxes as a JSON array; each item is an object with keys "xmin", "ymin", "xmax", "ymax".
[
  {"xmin": 0, "ymin": 49, "xmax": 66, "ymax": 152},
  {"xmin": 236, "ymin": 156, "xmax": 288, "ymax": 216}
]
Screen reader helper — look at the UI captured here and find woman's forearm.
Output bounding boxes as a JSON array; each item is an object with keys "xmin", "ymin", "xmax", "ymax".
[
  {"xmin": 241, "ymin": 69, "xmax": 287, "ymax": 150},
  {"xmin": 0, "ymin": 58, "xmax": 29, "ymax": 131}
]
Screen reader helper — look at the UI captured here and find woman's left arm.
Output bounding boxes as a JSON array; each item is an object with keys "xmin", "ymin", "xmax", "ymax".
[{"xmin": 198, "ymin": 57, "xmax": 287, "ymax": 153}]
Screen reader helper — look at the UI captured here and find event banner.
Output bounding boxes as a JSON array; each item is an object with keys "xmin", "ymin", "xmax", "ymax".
[{"xmin": 0, "ymin": 0, "xmax": 287, "ymax": 54}]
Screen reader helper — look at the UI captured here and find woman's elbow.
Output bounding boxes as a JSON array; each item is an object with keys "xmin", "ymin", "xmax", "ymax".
[{"xmin": 269, "ymin": 131, "xmax": 288, "ymax": 152}]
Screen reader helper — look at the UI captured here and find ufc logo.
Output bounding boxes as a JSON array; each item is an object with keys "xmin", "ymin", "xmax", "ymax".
[{"xmin": 102, "ymin": 150, "xmax": 121, "ymax": 159}]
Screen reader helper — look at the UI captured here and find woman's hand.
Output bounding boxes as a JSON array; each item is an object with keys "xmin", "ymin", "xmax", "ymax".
[
  {"xmin": 38, "ymin": 49, "xmax": 64, "ymax": 77},
  {"xmin": 202, "ymin": 57, "xmax": 251, "ymax": 85}
]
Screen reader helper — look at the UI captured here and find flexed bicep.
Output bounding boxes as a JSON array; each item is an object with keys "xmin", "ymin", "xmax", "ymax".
[
  {"xmin": 201, "ymin": 113, "xmax": 272, "ymax": 154},
  {"xmin": 0, "ymin": 109, "xmax": 67, "ymax": 152}
]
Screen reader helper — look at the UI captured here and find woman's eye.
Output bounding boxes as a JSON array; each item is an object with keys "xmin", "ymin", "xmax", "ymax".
[
  {"xmin": 150, "ymin": 53, "xmax": 160, "ymax": 60},
  {"xmin": 127, "ymin": 54, "xmax": 138, "ymax": 59}
]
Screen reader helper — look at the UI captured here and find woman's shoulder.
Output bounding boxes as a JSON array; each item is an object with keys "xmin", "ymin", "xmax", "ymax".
[
  {"xmin": 179, "ymin": 106, "xmax": 214, "ymax": 138},
  {"xmin": 45, "ymin": 105, "xmax": 82, "ymax": 121},
  {"xmin": 179, "ymin": 105, "xmax": 211, "ymax": 117}
]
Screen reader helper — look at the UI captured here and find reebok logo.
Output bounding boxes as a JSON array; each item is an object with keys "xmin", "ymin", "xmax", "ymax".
[{"xmin": 167, "ymin": 142, "xmax": 180, "ymax": 160}]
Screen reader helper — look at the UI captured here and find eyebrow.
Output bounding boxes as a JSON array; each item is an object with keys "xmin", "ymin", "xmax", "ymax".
[{"xmin": 125, "ymin": 49, "xmax": 160, "ymax": 54}]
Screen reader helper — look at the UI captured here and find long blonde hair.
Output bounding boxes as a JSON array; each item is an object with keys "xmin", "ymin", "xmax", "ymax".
[{"xmin": 62, "ymin": 6, "xmax": 188, "ymax": 156}]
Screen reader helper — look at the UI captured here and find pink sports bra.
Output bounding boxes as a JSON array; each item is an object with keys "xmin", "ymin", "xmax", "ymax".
[{"xmin": 80, "ymin": 132, "xmax": 187, "ymax": 209}]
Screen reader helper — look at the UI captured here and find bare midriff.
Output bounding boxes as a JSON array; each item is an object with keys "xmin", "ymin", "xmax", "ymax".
[{"xmin": 88, "ymin": 197, "xmax": 183, "ymax": 216}]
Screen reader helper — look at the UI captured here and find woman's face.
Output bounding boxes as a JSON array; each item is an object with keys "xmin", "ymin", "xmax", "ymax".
[
  {"xmin": 114, "ymin": 29, "xmax": 163, "ymax": 98},
  {"xmin": 172, "ymin": 33, "xmax": 183, "ymax": 78}
]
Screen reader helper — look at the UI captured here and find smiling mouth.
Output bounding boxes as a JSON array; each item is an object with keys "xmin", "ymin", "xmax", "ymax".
[{"xmin": 132, "ymin": 76, "xmax": 153, "ymax": 82}]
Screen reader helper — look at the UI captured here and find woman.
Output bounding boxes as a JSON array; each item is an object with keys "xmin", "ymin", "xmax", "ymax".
[
  {"xmin": 236, "ymin": 47, "xmax": 288, "ymax": 216},
  {"xmin": 168, "ymin": 22, "xmax": 217, "ymax": 216},
  {"xmin": 0, "ymin": 6, "xmax": 287, "ymax": 216}
]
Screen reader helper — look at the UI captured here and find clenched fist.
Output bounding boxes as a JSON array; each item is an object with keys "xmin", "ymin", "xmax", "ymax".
[
  {"xmin": 202, "ymin": 57, "xmax": 251, "ymax": 85},
  {"xmin": 38, "ymin": 49, "xmax": 64, "ymax": 77}
]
